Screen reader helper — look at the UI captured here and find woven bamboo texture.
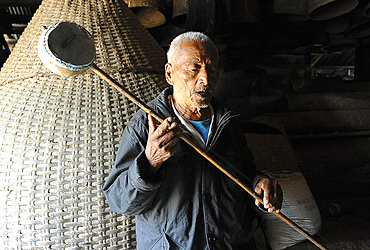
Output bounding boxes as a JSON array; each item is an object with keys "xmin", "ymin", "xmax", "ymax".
[
  {"xmin": 245, "ymin": 116, "xmax": 301, "ymax": 173},
  {"xmin": 0, "ymin": 0, "xmax": 167, "ymax": 248},
  {"xmin": 245, "ymin": 133, "xmax": 301, "ymax": 172}
]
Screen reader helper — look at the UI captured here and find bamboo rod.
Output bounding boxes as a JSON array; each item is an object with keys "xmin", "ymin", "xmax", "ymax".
[{"xmin": 90, "ymin": 63, "xmax": 328, "ymax": 250}]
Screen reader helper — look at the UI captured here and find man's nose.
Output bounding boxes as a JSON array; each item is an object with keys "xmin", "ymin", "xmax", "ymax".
[{"xmin": 198, "ymin": 67, "xmax": 210, "ymax": 86}]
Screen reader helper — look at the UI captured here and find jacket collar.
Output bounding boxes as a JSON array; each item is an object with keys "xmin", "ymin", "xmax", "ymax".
[
  {"xmin": 154, "ymin": 87, "xmax": 239, "ymax": 149},
  {"xmin": 155, "ymin": 87, "xmax": 237, "ymax": 123}
]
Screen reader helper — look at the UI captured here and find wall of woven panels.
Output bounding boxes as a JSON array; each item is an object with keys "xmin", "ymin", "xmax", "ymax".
[{"xmin": 0, "ymin": 0, "xmax": 167, "ymax": 248}]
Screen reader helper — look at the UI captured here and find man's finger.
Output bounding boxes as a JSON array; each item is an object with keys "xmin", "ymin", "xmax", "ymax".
[
  {"xmin": 263, "ymin": 184, "xmax": 271, "ymax": 208},
  {"xmin": 255, "ymin": 199, "xmax": 261, "ymax": 207},
  {"xmin": 153, "ymin": 117, "xmax": 174, "ymax": 137},
  {"xmin": 148, "ymin": 114, "xmax": 157, "ymax": 134}
]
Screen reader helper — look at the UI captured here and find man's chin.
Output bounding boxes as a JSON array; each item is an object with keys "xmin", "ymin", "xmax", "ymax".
[
  {"xmin": 193, "ymin": 101, "xmax": 210, "ymax": 109},
  {"xmin": 195, "ymin": 104, "xmax": 209, "ymax": 109},
  {"xmin": 191, "ymin": 95, "xmax": 212, "ymax": 109}
]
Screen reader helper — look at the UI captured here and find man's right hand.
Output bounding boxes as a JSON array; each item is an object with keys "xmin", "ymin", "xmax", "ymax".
[{"xmin": 145, "ymin": 114, "xmax": 180, "ymax": 174}]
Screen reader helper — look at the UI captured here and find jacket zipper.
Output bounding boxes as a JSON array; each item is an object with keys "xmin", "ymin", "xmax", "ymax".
[{"xmin": 207, "ymin": 111, "xmax": 239, "ymax": 150}]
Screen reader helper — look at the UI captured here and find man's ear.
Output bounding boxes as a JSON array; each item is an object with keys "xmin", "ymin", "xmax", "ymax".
[{"xmin": 165, "ymin": 63, "xmax": 173, "ymax": 85}]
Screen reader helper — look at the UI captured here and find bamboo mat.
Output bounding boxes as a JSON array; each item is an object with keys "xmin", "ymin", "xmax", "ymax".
[
  {"xmin": 0, "ymin": 0, "xmax": 167, "ymax": 248},
  {"xmin": 245, "ymin": 115, "xmax": 302, "ymax": 173}
]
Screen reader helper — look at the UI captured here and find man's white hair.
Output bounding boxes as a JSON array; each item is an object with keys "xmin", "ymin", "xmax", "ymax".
[{"xmin": 167, "ymin": 31, "xmax": 218, "ymax": 64}]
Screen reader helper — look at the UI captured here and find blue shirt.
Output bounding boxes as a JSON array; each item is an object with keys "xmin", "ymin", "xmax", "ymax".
[{"xmin": 188, "ymin": 119, "xmax": 211, "ymax": 143}]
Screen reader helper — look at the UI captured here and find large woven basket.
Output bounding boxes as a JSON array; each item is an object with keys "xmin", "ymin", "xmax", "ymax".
[
  {"xmin": 244, "ymin": 115, "xmax": 302, "ymax": 173},
  {"xmin": 0, "ymin": 0, "xmax": 167, "ymax": 248}
]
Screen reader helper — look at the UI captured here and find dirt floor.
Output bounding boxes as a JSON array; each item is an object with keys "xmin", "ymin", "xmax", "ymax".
[
  {"xmin": 284, "ymin": 197, "xmax": 370, "ymax": 250},
  {"xmin": 286, "ymin": 136, "xmax": 370, "ymax": 250}
]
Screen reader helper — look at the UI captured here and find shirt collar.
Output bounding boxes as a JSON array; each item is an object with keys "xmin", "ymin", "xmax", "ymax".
[{"xmin": 169, "ymin": 95, "xmax": 214, "ymax": 149}]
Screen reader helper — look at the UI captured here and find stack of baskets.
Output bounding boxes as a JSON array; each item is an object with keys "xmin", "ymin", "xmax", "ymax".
[{"xmin": 0, "ymin": 0, "xmax": 167, "ymax": 248}]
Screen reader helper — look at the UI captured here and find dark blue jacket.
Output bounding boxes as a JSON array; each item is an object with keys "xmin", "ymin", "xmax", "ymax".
[{"xmin": 103, "ymin": 87, "xmax": 264, "ymax": 249}]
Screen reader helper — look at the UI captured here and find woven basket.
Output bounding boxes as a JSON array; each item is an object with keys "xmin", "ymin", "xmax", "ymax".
[
  {"xmin": 245, "ymin": 133, "xmax": 301, "ymax": 172},
  {"xmin": 0, "ymin": 0, "xmax": 167, "ymax": 248},
  {"xmin": 244, "ymin": 115, "xmax": 301, "ymax": 173}
]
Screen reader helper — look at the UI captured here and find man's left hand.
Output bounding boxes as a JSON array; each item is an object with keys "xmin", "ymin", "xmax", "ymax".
[{"xmin": 254, "ymin": 178, "xmax": 283, "ymax": 213}]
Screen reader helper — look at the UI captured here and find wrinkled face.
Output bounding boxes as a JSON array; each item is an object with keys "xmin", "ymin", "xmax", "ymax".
[{"xmin": 165, "ymin": 40, "xmax": 219, "ymax": 110}]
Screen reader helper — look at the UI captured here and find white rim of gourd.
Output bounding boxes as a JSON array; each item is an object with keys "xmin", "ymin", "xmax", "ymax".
[{"xmin": 40, "ymin": 21, "xmax": 95, "ymax": 73}]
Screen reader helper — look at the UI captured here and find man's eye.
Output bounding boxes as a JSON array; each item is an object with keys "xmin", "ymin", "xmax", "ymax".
[{"xmin": 191, "ymin": 68, "xmax": 199, "ymax": 72}]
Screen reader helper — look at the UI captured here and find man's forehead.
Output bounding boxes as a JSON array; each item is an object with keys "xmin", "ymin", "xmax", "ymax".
[{"xmin": 176, "ymin": 40, "xmax": 218, "ymax": 62}]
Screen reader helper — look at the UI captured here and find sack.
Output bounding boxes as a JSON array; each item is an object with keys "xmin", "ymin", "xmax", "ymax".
[{"xmin": 259, "ymin": 171, "xmax": 322, "ymax": 250}]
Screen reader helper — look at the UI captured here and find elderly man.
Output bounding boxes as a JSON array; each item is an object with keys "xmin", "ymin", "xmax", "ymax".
[{"xmin": 103, "ymin": 31, "xmax": 282, "ymax": 249}]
